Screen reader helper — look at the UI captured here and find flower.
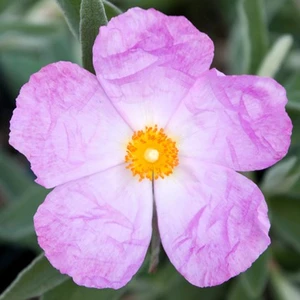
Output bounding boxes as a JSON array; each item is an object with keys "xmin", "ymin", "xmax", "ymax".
[{"xmin": 9, "ymin": 7, "xmax": 292, "ymax": 289}]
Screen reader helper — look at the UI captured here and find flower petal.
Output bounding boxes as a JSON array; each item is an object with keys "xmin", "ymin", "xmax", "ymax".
[
  {"xmin": 34, "ymin": 164, "xmax": 152, "ymax": 289},
  {"xmin": 167, "ymin": 69, "xmax": 292, "ymax": 171},
  {"xmin": 9, "ymin": 62, "xmax": 132, "ymax": 188},
  {"xmin": 93, "ymin": 7, "xmax": 214, "ymax": 129},
  {"xmin": 155, "ymin": 158, "xmax": 270, "ymax": 287}
]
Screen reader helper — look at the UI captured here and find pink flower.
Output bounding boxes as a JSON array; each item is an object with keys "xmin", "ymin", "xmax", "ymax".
[{"xmin": 9, "ymin": 7, "xmax": 292, "ymax": 289}]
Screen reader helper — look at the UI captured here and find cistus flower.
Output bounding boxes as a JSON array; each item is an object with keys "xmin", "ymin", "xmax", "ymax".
[{"xmin": 9, "ymin": 7, "xmax": 292, "ymax": 289}]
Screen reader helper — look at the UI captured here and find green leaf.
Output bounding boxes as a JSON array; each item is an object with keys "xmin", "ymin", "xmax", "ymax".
[
  {"xmin": 42, "ymin": 256, "xmax": 149, "ymax": 300},
  {"xmin": 267, "ymin": 0, "xmax": 300, "ymax": 37},
  {"xmin": 244, "ymin": 0, "xmax": 269, "ymax": 74},
  {"xmin": 3, "ymin": 0, "xmax": 42, "ymax": 16},
  {"xmin": 288, "ymin": 270, "xmax": 300, "ymax": 284},
  {"xmin": 56, "ymin": 0, "xmax": 82, "ymax": 39},
  {"xmin": 162, "ymin": 275, "xmax": 225, "ymax": 300},
  {"xmin": 261, "ymin": 156, "xmax": 300, "ymax": 196},
  {"xmin": 130, "ymin": 262, "xmax": 226, "ymax": 300},
  {"xmin": 0, "ymin": 20, "xmax": 63, "ymax": 54},
  {"xmin": 287, "ymin": 98, "xmax": 300, "ymax": 113},
  {"xmin": 285, "ymin": 72, "xmax": 300, "ymax": 112},
  {"xmin": 273, "ymin": 241, "xmax": 300, "ymax": 272},
  {"xmin": 103, "ymin": 0, "xmax": 122, "ymax": 19},
  {"xmin": 79, "ymin": 0, "xmax": 107, "ymax": 73},
  {"xmin": 270, "ymin": 266, "xmax": 300, "ymax": 300},
  {"xmin": 257, "ymin": 34, "xmax": 293, "ymax": 77},
  {"xmin": 286, "ymin": 50, "xmax": 300, "ymax": 73},
  {"xmin": 264, "ymin": 0, "xmax": 287, "ymax": 22},
  {"xmin": 240, "ymin": 250, "xmax": 270, "ymax": 298},
  {"xmin": 230, "ymin": 0, "xmax": 269, "ymax": 74},
  {"xmin": 0, "ymin": 0, "xmax": 13, "ymax": 13},
  {"xmin": 227, "ymin": 277, "xmax": 263, "ymax": 300},
  {"xmin": 0, "ymin": 35, "xmax": 45, "ymax": 53},
  {"xmin": 0, "ymin": 254, "xmax": 68, "ymax": 300},
  {"xmin": 0, "ymin": 27, "xmax": 78, "ymax": 99},
  {"xmin": 0, "ymin": 184, "xmax": 48, "ymax": 248},
  {"xmin": 42, "ymin": 279, "xmax": 124, "ymax": 300},
  {"xmin": 0, "ymin": 21, "xmax": 60, "ymax": 36},
  {"xmin": 269, "ymin": 194, "xmax": 300, "ymax": 254},
  {"xmin": 0, "ymin": 0, "xmax": 40, "ymax": 16},
  {"xmin": 229, "ymin": 0, "xmax": 250, "ymax": 74},
  {"xmin": 0, "ymin": 151, "xmax": 33, "ymax": 199},
  {"xmin": 116, "ymin": 0, "xmax": 182, "ymax": 11}
]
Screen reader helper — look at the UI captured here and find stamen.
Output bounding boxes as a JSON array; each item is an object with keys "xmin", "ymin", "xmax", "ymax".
[{"xmin": 125, "ymin": 125, "xmax": 179, "ymax": 181}]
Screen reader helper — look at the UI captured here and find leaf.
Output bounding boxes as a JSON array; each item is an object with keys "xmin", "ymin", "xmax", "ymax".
[
  {"xmin": 229, "ymin": 0, "xmax": 250, "ymax": 74},
  {"xmin": 273, "ymin": 241, "xmax": 300, "ymax": 272},
  {"xmin": 43, "ymin": 254, "xmax": 149, "ymax": 300},
  {"xmin": 264, "ymin": 0, "xmax": 287, "ymax": 22},
  {"xmin": 162, "ymin": 276, "xmax": 225, "ymax": 300},
  {"xmin": 0, "ymin": 254, "xmax": 68, "ymax": 300},
  {"xmin": 240, "ymin": 250, "xmax": 270, "ymax": 298},
  {"xmin": 0, "ymin": 151, "xmax": 33, "ymax": 199},
  {"xmin": 285, "ymin": 72, "xmax": 300, "ymax": 112},
  {"xmin": 103, "ymin": 0, "xmax": 122, "ymax": 20},
  {"xmin": 42, "ymin": 279, "xmax": 125, "ymax": 300},
  {"xmin": 0, "ymin": 21, "xmax": 60, "ymax": 36},
  {"xmin": 79, "ymin": 0, "xmax": 107, "ymax": 73},
  {"xmin": 130, "ymin": 262, "xmax": 226, "ymax": 300},
  {"xmin": 227, "ymin": 277, "xmax": 263, "ymax": 300},
  {"xmin": 0, "ymin": 20, "xmax": 63, "ymax": 54},
  {"xmin": 243, "ymin": 0, "xmax": 269, "ymax": 74},
  {"xmin": 230, "ymin": 0, "xmax": 269, "ymax": 74},
  {"xmin": 56, "ymin": 0, "xmax": 82, "ymax": 39},
  {"xmin": 0, "ymin": 0, "xmax": 40, "ymax": 16},
  {"xmin": 0, "ymin": 184, "xmax": 48, "ymax": 248},
  {"xmin": 267, "ymin": 0, "xmax": 300, "ymax": 37},
  {"xmin": 116, "ymin": 0, "xmax": 182, "ymax": 11},
  {"xmin": 288, "ymin": 271, "xmax": 300, "ymax": 284},
  {"xmin": 0, "ymin": 36, "xmax": 45, "ymax": 53},
  {"xmin": 269, "ymin": 194, "xmax": 300, "ymax": 254},
  {"xmin": 0, "ymin": 27, "xmax": 78, "ymax": 99},
  {"xmin": 0, "ymin": 0, "xmax": 13, "ymax": 13},
  {"xmin": 257, "ymin": 34, "xmax": 293, "ymax": 77},
  {"xmin": 270, "ymin": 266, "xmax": 300, "ymax": 300},
  {"xmin": 261, "ymin": 156, "xmax": 300, "ymax": 196}
]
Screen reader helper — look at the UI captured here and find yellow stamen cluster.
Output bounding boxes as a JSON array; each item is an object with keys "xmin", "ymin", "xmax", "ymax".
[{"xmin": 125, "ymin": 125, "xmax": 179, "ymax": 181}]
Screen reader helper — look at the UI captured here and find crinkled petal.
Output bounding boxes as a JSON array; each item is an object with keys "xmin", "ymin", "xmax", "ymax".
[
  {"xmin": 34, "ymin": 164, "xmax": 152, "ymax": 289},
  {"xmin": 93, "ymin": 7, "xmax": 214, "ymax": 129},
  {"xmin": 155, "ymin": 158, "xmax": 270, "ymax": 287},
  {"xmin": 94, "ymin": 7, "xmax": 214, "ymax": 79},
  {"xmin": 166, "ymin": 69, "xmax": 292, "ymax": 171},
  {"xmin": 9, "ymin": 62, "xmax": 132, "ymax": 188}
]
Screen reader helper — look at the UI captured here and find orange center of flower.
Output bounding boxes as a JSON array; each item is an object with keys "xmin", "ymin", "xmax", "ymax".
[{"xmin": 125, "ymin": 125, "xmax": 179, "ymax": 181}]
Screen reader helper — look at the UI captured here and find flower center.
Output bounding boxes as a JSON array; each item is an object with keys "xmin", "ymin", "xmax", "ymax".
[
  {"xmin": 144, "ymin": 148, "xmax": 160, "ymax": 163},
  {"xmin": 125, "ymin": 125, "xmax": 179, "ymax": 181}
]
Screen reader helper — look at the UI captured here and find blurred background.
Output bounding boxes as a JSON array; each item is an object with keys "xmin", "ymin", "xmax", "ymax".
[{"xmin": 0, "ymin": 0, "xmax": 300, "ymax": 299}]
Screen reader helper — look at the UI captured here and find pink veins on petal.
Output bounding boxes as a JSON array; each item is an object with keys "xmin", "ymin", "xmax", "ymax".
[{"xmin": 9, "ymin": 7, "xmax": 292, "ymax": 289}]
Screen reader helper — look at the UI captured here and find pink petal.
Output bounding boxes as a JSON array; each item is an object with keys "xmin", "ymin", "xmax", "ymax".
[
  {"xmin": 155, "ymin": 158, "xmax": 270, "ymax": 287},
  {"xmin": 92, "ymin": 7, "xmax": 214, "ymax": 129},
  {"xmin": 34, "ymin": 164, "xmax": 152, "ymax": 289},
  {"xmin": 166, "ymin": 69, "xmax": 292, "ymax": 171},
  {"xmin": 9, "ymin": 62, "xmax": 132, "ymax": 188}
]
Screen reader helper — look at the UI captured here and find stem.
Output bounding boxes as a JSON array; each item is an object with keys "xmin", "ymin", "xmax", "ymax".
[
  {"xmin": 103, "ymin": 0, "xmax": 123, "ymax": 15},
  {"xmin": 148, "ymin": 176, "xmax": 161, "ymax": 273}
]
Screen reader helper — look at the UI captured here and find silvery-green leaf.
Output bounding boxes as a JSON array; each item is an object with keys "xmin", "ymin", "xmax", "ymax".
[
  {"xmin": 0, "ymin": 254, "xmax": 67, "ymax": 300},
  {"xmin": 79, "ymin": 0, "xmax": 107, "ymax": 73},
  {"xmin": 258, "ymin": 34, "xmax": 293, "ymax": 77}
]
